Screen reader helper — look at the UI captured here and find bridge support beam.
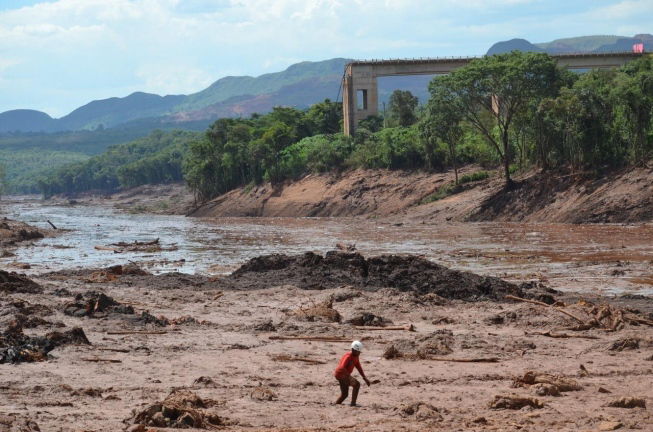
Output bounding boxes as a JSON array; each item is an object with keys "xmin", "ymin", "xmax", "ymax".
[{"xmin": 342, "ymin": 52, "xmax": 643, "ymax": 136}]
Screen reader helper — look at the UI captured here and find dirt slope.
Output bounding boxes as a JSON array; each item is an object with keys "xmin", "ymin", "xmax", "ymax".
[
  {"xmin": 187, "ymin": 168, "xmax": 476, "ymax": 218},
  {"xmin": 188, "ymin": 165, "xmax": 653, "ymax": 223}
]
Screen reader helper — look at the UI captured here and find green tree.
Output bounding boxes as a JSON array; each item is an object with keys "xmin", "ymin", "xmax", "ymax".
[
  {"xmin": 421, "ymin": 88, "xmax": 464, "ymax": 183},
  {"xmin": 429, "ymin": 51, "xmax": 563, "ymax": 186},
  {"xmin": 305, "ymin": 99, "xmax": 342, "ymax": 134},
  {"xmin": 388, "ymin": 90, "xmax": 418, "ymax": 127}
]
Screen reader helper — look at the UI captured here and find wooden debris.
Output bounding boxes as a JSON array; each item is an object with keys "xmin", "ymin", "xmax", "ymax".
[
  {"xmin": 513, "ymin": 371, "xmax": 581, "ymax": 392},
  {"xmin": 269, "ymin": 335, "xmax": 351, "ymax": 342},
  {"xmin": 425, "ymin": 357, "xmax": 499, "ymax": 363},
  {"xmin": 525, "ymin": 331, "xmax": 599, "ymax": 340},
  {"xmin": 106, "ymin": 330, "xmax": 171, "ymax": 335},
  {"xmin": 81, "ymin": 357, "xmax": 122, "ymax": 363},
  {"xmin": 47, "ymin": 220, "xmax": 58, "ymax": 230},
  {"xmin": 354, "ymin": 324, "xmax": 415, "ymax": 331},
  {"xmin": 506, "ymin": 295, "xmax": 586, "ymax": 324},
  {"xmin": 270, "ymin": 354, "xmax": 326, "ymax": 365},
  {"xmin": 606, "ymin": 397, "xmax": 646, "ymax": 409},
  {"xmin": 97, "ymin": 348, "xmax": 130, "ymax": 353}
]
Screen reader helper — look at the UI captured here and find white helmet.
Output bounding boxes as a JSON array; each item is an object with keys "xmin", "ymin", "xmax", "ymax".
[{"xmin": 351, "ymin": 340, "xmax": 363, "ymax": 352}]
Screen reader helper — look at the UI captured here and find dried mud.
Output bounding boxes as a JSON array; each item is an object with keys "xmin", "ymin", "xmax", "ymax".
[{"xmin": 1, "ymin": 251, "xmax": 651, "ymax": 431}]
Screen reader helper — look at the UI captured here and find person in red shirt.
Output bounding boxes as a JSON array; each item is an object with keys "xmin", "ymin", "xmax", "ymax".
[{"xmin": 334, "ymin": 340, "xmax": 371, "ymax": 406}]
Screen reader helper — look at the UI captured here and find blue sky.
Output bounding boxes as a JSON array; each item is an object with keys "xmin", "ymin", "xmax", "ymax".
[{"xmin": 0, "ymin": 0, "xmax": 651, "ymax": 117}]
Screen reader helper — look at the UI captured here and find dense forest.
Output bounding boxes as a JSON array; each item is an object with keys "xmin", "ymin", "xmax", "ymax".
[{"xmin": 38, "ymin": 52, "xmax": 652, "ymax": 202}]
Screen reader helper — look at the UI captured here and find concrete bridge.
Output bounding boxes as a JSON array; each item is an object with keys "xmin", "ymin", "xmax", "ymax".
[{"xmin": 342, "ymin": 51, "xmax": 645, "ymax": 135}]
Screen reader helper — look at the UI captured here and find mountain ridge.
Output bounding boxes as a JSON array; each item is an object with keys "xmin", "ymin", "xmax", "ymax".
[{"xmin": 2, "ymin": 34, "xmax": 651, "ymax": 134}]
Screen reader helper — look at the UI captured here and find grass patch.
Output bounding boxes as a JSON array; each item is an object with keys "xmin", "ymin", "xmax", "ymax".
[
  {"xmin": 459, "ymin": 170, "xmax": 490, "ymax": 184},
  {"xmin": 420, "ymin": 183, "xmax": 462, "ymax": 204}
]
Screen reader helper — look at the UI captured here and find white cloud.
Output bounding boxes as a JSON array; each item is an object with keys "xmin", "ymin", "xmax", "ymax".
[{"xmin": 0, "ymin": 0, "xmax": 651, "ymax": 116}]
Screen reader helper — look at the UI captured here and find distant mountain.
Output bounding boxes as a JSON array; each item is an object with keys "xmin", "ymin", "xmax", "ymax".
[
  {"xmin": 487, "ymin": 38, "xmax": 545, "ymax": 56},
  {"xmin": 0, "ymin": 109, "xmax": 57, "ymax": 133},
  {"xmin": 0, "ymin": 58, "xmax": 351, "ymax": 133},
  {"xmin": 176, "ymin": 58, "xmax": 350, "ymax": 113},
  {"xmin": 3, "ymin": 35, "xmax": 652, "ymax": 134},
  {"xmin": 488, "ymin": 34, "xmax": 653, "ymax": 55},
  {"xmin": 58, "ymin": 92, "xmax": 185, "ymax": 131}
]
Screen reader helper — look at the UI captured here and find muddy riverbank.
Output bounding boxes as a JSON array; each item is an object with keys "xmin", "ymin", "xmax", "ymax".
[{"xmin": 1, "ymin": 251, "xmax": 651, "ymax": 431}]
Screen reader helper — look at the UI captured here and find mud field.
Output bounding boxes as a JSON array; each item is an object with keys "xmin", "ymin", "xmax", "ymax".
[{"xmin": 1, "ymin": 250, "xmax": 652, "ymax": 432}]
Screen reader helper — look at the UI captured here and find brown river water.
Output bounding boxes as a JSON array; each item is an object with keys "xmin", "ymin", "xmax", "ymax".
[{"xmin": 2, "ymin": 197, "xmax": 652, "ymax": 296}]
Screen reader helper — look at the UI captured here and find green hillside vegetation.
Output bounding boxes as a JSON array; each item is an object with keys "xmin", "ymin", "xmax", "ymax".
[
  {"xmin": 536, "ymin": 35, "xmax": 622, "ymax": 52},
  {"xmin": 0, "ymin": 150, "xmax": 89, "ymax": 194},
  {"xmin": 176, "ymin": 59, "xmax": 349, "ymax": 112},
  {"xmin": 38, "ymin": 130, "xmax": 200, "ymax": 198},
  {"xmin": 37, "ymin": 53, "xmax": 653, "ymax": 203}
]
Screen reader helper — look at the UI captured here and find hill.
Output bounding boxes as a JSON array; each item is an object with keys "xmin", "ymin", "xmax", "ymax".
[
  {"xmin": 0, "ymin": 109, "xmax": 58, "ymax": 133},
  {"xmin": 487, "ymin": 33, "xmax": 653, "ymax": 55}
]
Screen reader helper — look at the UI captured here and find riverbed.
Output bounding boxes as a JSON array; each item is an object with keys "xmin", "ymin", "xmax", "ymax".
[{"xmin": 2, "ymin": 196, "xmax": 652, "ymax": 295}]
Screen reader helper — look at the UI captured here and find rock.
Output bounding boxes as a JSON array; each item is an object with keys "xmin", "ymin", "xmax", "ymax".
[
  {"xmin": 533, "ymin": 383, "xmax": 560, "ymax": 396},
  {"xmin": 396, "ymin": 402, "xmax": 443, "ymax": 421},
  {"xmin": 606, "ymin": 397, "xmax": 646, "ymax": 408},
  {"xmin": 346, "ymin": 312, "xmax": 390, "ymax": 327},
  {"xmin": 0, "ymin": 271, "xmax": 42, "ymax": 294},
  {"xmin": 489, "ymin": 395, "xmax": 543, "ymax": 410},
  {"xmin": 598, "ymin": 387, "xmax": 612, "ymax": 394},
  {"xmin": 598, "ymin": 421, "xmax": 623, "ymax": 431},
  {"xmin": 250, "ymin": 386, "xmax": 277, "ymax": 401},
  {"xmin": 383, "ymin": 345, "xmax": 401, "ymax": 359},
  {"xmin": 609, "ymin": 338, "xmax": 640, "ymax": 351}
]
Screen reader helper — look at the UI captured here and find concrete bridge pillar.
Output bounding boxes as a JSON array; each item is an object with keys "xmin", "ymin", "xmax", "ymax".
[{"xmin": 343, "ymin": 66, "xmax": 379, "ymax": 136}]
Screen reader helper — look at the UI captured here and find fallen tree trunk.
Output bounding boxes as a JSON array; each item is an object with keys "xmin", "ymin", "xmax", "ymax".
[
  {"xmin": 525, "ymin": 331, "xmax": 599, "ymax": 340},
  {"xmin": 425, "ymin": 357, "xmax": 499, "ymax": 363},
  {"xmin": 354, "ymin": 324, "xmax": 415, "ymax": 331},
  {"xmin": 81, "ymin": 357, "xmax": 122, "ymax": 363},
  {"xmin": 506, "ymin": 295, "xmax": 587, "ymax": 324},
  {"xmin": 269, "ymin": 335, "xmax": 351, "ymax": 342}
]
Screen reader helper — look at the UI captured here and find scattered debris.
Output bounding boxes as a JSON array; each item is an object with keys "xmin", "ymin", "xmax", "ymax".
[
  {"xmin": 525, "ymin": 330, "xmax": 599, "ymax": 339},
  {"xmin": 598, "ymin": 421, "xmax": 623, "ymax": 431},
  {"xmin": 131, "ymin": 389, "xmax": 226, "ymax": 428},
  {"xmin": 96, "ymin": 238, "xmax": 178, "ymax": 254},
  {"xmin": 269, "ymin": 335, "xmax": 351, "ymax": 342},
  {"xmin": 354, "ymin": 324, "xmax": 414, "ymax": 331},
  {"xmin": 609, "ymin": 338, "xmax": 640, "ymax": 351},
  {"xmin": 0, "ymin": 413, "xmax": 41, "ymax": 431},
  {"xmin": 0, "ymin": 271, "xmax": 42, "ymax": 294},
  {"xmin": 513, "ymin": 371, "xmax": 581, "ymax": 392},
  {"xmin": 489, "ymin": 395, "xmax": 543, "ymax": 410},
  {"xmin": 606, "ymin": 397, "xmax": 646, "ymax": 409},
  {"xmin": 384, "ymin": 330, "xmax": 454, "ymax": 359},
  {"xmin": 80, "ymin": 357, "xmax": 122, "ymax": 363},
  {"xmin": 250, "ymin": 386, "xmax": 278, "ymax": 401},
  {"xmin": 395, "ymin": 402, "xmax": 444, "ymax": 421},
  {"xmin": 0, "ymin": 325, "xmax": 90, "ymax": 364},
  {"xmin": 193, "ymin": 376, "xmax": 217, "ymax": 388},
  {"xmin": 253, "ymin": 320, "xmax": 276, "ymax": 332},
  {"xmin": 293, "ymin": 298, "xmax": 341, "ymax": 323},
  {"xmin": 63, "ymin": 292, "xmax": 134, "ymax": 318},
  {"xmin": 346, "ymin": 312, "xmax": 391, "ymax": 327},
  {"xmin": 270, "ymin": 354, "xmax": 326, "ymax": 365}
]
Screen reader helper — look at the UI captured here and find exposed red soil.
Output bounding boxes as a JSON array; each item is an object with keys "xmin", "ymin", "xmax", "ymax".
[{"xmin": 188, "ymin": 165, "xmax": 653, "ymax": 224}]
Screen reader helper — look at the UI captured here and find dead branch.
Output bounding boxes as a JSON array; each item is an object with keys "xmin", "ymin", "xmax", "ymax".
[
  {"xmin": 270, "ymin": 354, "xmax": 326, "ymax": 365},
  {"xmin": 269, "ymin": 335, "xmax": 351, "ymax": 342},
  {"xmin": 525, "ymin": 331, "xmax": 599, "ymax": 340},
  {"xmin": 97, "ymin": 348, "xmax": 130, "ymax": 353},
  {"xmin": 80, "ymin": 357, "xmax": 122, "ymax": 363},
  {"xmin": 424, "ymin": 357, "xmax": 499, "ymax": 363},
  {"xmin": 506, "ymin": 295, "xmax": 586, "ymax": 324},
  {"xmin": 354, "ymin": 324, "xmax": 415, "ymax": 331},
  {"xmin": 106, "ymin": 330, "xmax": 170, "ymax": 335}
]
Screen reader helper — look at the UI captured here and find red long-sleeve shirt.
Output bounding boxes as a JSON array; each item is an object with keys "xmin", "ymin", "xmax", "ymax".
[{"xmin": 334, "ymin": 351, "xmax": 366, "ymax": 380}]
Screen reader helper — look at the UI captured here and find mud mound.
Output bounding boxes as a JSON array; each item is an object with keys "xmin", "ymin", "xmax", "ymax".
[
  {"xmin": 131, "ymin": 389, "xmax": 227, "ymax": 429},
  {"xmin": 0, "ymin": 271, "xmax": 42, "ymax": 294},
  {"xmin": 384, "ymin": 330, "xmax": 454, "ymax": 359},
  {"xmin": 232, "ymin": 251, "xmax": 541, "ymax": 301},
  {"xmin": 0, "ymin": 414, "xmax": 41, "ymax": 431},
  {"xmin": 63, "ymin": 291, "xmax": 134, "ymax": 318},
  {"xmin": 0, "ymin": 325, "xmax": 90, "ymax": 364}
]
